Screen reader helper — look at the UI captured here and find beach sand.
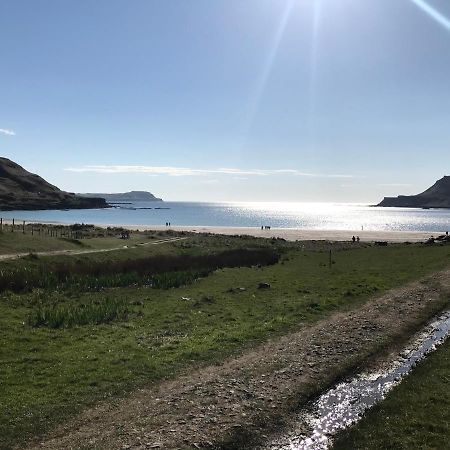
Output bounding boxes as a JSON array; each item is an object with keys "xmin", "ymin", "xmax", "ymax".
[
  {"xmin": 2, "ymin": 218, "xmax": 442, "ymax": 242},
  {"xmin": 124, "ymin": 225, "xmax": 439, "ymax": 243}
]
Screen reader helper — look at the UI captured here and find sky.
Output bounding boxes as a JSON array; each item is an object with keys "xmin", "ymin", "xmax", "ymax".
[{"xmin": 1, "ymin": 0, "xmax": 450, "ymax": 202}]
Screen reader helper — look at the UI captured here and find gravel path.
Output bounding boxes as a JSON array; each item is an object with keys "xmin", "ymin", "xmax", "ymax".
[{"xmin": 25, "ymin": 269, "xmax": 450, "ymax": 450}]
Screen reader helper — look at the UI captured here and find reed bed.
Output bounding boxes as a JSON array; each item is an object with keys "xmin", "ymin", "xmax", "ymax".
[
  {"xmin": 0, "ymin": 248, "xmax": 279, "ymax": 293},
  {"xmin": 28, "ymin": 297, "xmax": 129, "ymax": 328}
]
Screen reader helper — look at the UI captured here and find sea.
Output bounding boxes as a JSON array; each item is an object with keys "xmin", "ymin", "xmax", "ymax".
[{"xmin": 1, "ymin": 202, "xmax": 449, "ymax": 232}]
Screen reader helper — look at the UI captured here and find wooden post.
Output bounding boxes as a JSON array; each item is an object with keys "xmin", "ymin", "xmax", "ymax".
[
  {"xmin": 23, "ymin": 221, "xmax": 25, "ymax": 234},
  {"xmin": 0, "ymin": 218, "xmax": 2, "ymax": 232},
  {"xmin": 12, "ymin": 218, "xmax": 14, "ymax": 232},
  {"xmin": 329, "ymin": 249, "xmax": 332, "ymax": 269}
]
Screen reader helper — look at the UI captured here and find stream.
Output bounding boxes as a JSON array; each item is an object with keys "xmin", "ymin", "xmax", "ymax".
[{"xmin": 264, "ymin": 310, "xmax": 450, "ymax": 450}]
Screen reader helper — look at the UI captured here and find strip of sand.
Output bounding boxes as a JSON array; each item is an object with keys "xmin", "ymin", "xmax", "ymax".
[
  {"xmin": 123, "ymin": 225, "xmax": 439, "ymax": 243},
  {"xmin": 1, "ymin": 218, "xmax": 442, "ymax": 242}
]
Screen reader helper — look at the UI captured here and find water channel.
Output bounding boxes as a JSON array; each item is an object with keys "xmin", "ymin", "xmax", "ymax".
[{"xmin": 265, "ymin": 310, "xmax": 450, "ymax": 450}]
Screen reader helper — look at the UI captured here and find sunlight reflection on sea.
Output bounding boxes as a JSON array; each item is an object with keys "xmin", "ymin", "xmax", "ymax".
[{"xmin": 0, "ymin": 202, "xmax": 449, "ymax": 232}]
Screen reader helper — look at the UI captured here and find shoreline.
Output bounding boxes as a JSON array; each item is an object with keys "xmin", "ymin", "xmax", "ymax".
[
  {"xmin": 117, "ymin": 224, "xmax": 439, "ymax": 242},
  {"xmin": 0, "ymin": 219, "xmax": 443, "ymax": 242},
  {"xmin": 119, "ymin": 225, "xmax": 445, "ymax": 242}
]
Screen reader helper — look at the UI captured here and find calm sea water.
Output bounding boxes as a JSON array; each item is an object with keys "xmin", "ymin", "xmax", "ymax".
[{"xmin": 1, "ymin": 202, "xmax": 449, "ymax": 232}]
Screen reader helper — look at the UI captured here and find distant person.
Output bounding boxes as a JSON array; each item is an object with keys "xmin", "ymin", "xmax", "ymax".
[
  {"xmin": 352, "ymin": 235, "xmax": 356, "ymax": 243},
  {"xmin": 356, "ymin": 236, "xmax": 360, "ymax": 242},
  {"xmin": 261, "ymin": 225, "xmax": 263, "ymax": 230}
]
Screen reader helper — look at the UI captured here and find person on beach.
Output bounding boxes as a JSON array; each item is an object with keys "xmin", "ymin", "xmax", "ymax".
[
  {"xmin": 356, "ymin": 236, "xmax": 360, "ymax": 242},
  {"xmin": 352, "ymin": 235, "xmax": 356, "ymax": 243}
]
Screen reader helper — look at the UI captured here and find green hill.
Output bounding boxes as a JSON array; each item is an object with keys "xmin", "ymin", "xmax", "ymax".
[{"xmin": 0, "ymin": 157, "xmax": 107, "ymax": 211}]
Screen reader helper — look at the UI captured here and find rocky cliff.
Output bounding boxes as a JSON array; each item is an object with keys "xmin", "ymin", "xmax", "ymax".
[
  {"xmin": 0, "ymin": 157, "xmax": 107, "ymax": 211},
  {"xmin": 377, "ymin": 176, "xmax": 450, "ymax": 208}
]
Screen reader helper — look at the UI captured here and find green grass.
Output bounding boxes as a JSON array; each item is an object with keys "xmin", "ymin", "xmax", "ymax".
[
  {"xmin": 0, "ymin": 226, "xmax": 188, "ymax": 256},
  {"xmin": 0, "ymin": 231, "xmax": 89, "ymax": 254},
  {"xmin": 27, "ymin": 296, "xmax": 131, "ymax": 328},
  {"xmin": 0, "ymin": 248, "xmax": 279, "ymax": 293},
  {"xmin": 0, "ymin": 229, "xmax": 149, "ymax": 255},
  {"xmin": 333, "ymin": 339, "xmax": 450, "ymax": 450},
  {"xmin": 1, "ymin": 241, "xmax": 450, "ymax": 448}
]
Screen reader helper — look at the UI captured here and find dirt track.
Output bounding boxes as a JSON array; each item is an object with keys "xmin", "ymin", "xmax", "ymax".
[
  {"xmin": 0, "ymin": 237, "xmax": 186, "ymax": 261},
  {"xmin": 25, "ymin": 269, "xmax": 450, "ymax": 450}
]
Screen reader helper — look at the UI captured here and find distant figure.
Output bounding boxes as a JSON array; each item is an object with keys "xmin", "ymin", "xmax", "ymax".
[
  {"xmin": 352, "ymin": 235, "xmax": 356, "ymax": 243},
  {"xmin": 169, "ymin": 222, "xmax": 171, "ymax": 226},
  {"xmin": 261, "ymin": 225, "xmax": 264, "ymax": 230},
  {"xmin": 447, "ymin": 231, "xmax": 449, "ymax": 236},
  {"xmin": 356, "ymin": 236, "xmax": 360, "ymax": 242}
]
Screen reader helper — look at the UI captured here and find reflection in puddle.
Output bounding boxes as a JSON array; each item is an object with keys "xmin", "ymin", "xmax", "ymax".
[{"xmin": 266, "ymin": 311, "xmax": 450, "ymax": 450}]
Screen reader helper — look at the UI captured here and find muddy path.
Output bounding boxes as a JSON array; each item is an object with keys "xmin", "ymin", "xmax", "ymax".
[
  {"xmin": 264, "ymin": 310, "xmax": 450, "ymax": 450},
  {"xmin": 24, "ymin": 269, "xmax": 450, "ymax": 450},
  {"xmin": 0, "ymin": 237, "xmax": 186, "ymax": 261}
]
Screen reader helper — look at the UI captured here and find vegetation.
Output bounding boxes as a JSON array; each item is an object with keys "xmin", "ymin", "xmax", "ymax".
[
  {"xmin": 0, "ymin": 248, "xmax": 279, "ymax": 293},
  {"xmin": 0, "ymin": 231, "xmax": 450, "ymax": 449},
  {"xmin": 334, "ymin": 339, "xmax": 450, "ymax": 450},
  {"xmin": 0, "ymin": 224, "xmax": 170, "ymax": 255},
  {"xmin": 28, "ymin": 296, "xmax": 131, "ymax": 328}
]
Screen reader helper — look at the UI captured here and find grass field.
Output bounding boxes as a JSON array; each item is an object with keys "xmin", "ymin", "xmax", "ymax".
[
  {"xmin": 333, "ymin": 339, "xmax": 450, "ymax": 450},
  {"xmin": 1, "ymin": 229, "xmax": 450, "ymax": 449},
  {"xmin": 0, "ymin": 224, "xmax": 174, "ymax": 255}
]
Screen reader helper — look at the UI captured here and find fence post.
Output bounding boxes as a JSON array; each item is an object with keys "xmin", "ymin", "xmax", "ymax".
[
  {"xmin": 11, "ymin": 218, "xmax": 14, "ymax": 232},
  {"xmin": 23, "ymin": 221, "xmax": 25, "ymax": 234}
]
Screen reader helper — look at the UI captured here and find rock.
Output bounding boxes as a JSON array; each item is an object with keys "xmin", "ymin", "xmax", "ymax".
[
  {"xmin": 376, "ymin": 175, "xmax": 450, "ymax": 208},
  {"xmin": 258, "ymin": 282, "xmax": 271, "ymax": 289}
]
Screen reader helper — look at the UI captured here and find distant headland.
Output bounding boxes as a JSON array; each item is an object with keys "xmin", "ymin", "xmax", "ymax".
[
  {"xmin": 377, "ymin": 176, "xmax": 450, "ymax": 208},
  {"xmin": 78, "ymin": 191, "xmax": 162, "ymax": 202},
  {"xmin": 0, "ymin": 157, "xmax": 107, "ymax": 211}
]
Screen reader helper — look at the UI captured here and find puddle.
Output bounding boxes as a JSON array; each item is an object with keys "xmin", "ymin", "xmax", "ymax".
[{"xmin": 265, "ymin": 310, "xmax": 450, "ymax": 450}]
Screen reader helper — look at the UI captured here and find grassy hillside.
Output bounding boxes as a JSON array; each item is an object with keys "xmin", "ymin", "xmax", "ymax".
[{"xmin": 0, "ymin": 157, "xmax": 106, "ymax": 210}]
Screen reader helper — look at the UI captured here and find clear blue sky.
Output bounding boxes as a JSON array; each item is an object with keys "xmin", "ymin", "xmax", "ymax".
[{"xmin": 1, "ymin": 0, "xmax": 449, "ymax": 202}]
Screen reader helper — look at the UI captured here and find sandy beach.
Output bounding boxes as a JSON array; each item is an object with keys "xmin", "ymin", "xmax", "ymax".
[
  {"xmin": 2, "ymin": 218, "xmax": 443, "ymax": 242},
  {"xmin": 124, "ymin": 224, "xmax": 440, "ymax": 243}
]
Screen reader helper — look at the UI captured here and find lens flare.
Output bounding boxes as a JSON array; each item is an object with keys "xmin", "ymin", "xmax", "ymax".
[
  {"xmin": 410, "ymin": 0, "xmax": 450, "ymax": 30},
  {"xmin": 243, "ymin": 0, "xmax": 295, "ymax": 135},
  {"xmin": 307, "ymin": 0, "xmax": 322, "ymax": 150}
]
